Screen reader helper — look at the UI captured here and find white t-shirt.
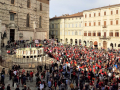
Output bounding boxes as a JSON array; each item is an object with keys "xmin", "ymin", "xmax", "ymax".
[
  {"xmin": 40, "ymin": 84, "xmax": 44, "ymax": 90},
  {"xmin": 13, "ymin": 71, "xmax": 17, "ymax": 75}
]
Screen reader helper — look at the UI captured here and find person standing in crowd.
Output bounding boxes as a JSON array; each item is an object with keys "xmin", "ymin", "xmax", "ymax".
[{"xmin": 7, "ymin": 84, "xmax": 10, "ymax": 90}]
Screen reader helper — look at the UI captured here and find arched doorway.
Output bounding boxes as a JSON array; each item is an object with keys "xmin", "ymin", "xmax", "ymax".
[
  {"xmin": 103, "ymin": 41, "xmax": 107, "ymax": 49},
  {"xmin": 90, "ymin": 41, "xmax": 93, "ymax": 47},
  {"xmin": 110, "ymin": 43, "xmax": 113, "ymax": 49},
  {"xmin": 118, "ymin": 44, "xmax": 120, "ymax": 47},
  {"xmin": 75, "ymin": 39, "xmax": 77, "ymax": 45},
  {"xmin": 70, "ymin": 39, "xmax": 73, "ymax": 45},
  {"xmin": 79, "ymin": 39, "xmax": 81, "ymax": 45},
  {"xmin": 66, "ymin": 38, "xmax": 68, "ymax": 43},
  {"xmin": 94, "ymin": 41, "xmax": 98, "ymax": 48},
  {"xmin": 84, "ymin": 41, "xmax": 86, "ymax": 46}
]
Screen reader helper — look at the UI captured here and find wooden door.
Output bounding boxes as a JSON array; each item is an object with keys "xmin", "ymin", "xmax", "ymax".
[{"xmin": 103, "ymin": 41, "xmax": 107, "ymax": 49}]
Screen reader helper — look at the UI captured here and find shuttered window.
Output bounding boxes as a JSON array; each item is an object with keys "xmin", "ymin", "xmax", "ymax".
[
  {"xmin": 111, "ymin": 11, "xmax": 113, "ymax": 15},
  {"xmin": 98, "ymin": 12, "xmax": 100, "ymax": 16},
  {"xmin": 89, "ymin": 22, "xmax": 91, "ymax": 26},
  {"xmin": 110, "ymin": 21, "xmax": 113, "ymax": 25},
  {"xmin": 88, "ymin": 32, "xmax": 91, "ymax": 36},
  {"xmin": 84, "ymin": 32, "xmax": 87, "ymax": 36},
  {"xmin": 97, "ymin": 32, "xmax": 101, "ymax": 36},
  {"xmin": 93, "ymin": 32, "xmax": 96, "ymax": 36},
  {"xmin": 104, "ymin": 11, "xmax": 106, "ymax": 16},
  {"xmin": 98, "ymin": 22, "xmax": 100, "ymax": 26},
  {"xmin": 109, "ymin": 32, "xmax": 113, "ymax": 36},
  {"xmin": 116, "ymin": 10, "xmax": 118, "ymax": 14},
  {"xmin": 116, "ymin": 20, "xmax": 118, "ymax": 25},
  {"xmin": 89, "ymin": 14, "xmax": 91, "ymax": 17},
  {"xmin": 104, "ymin": 21, "xmax": 106, "ymax": 26},
  {"xmin": 115, "ymin": 32, "xmax": 119, "ymax": 37},
  {"xmin": 85, "ymin": 23, "xmax": 87, "ymax": 26},
  {"xmin": 94, "ymin": 22, "xmax": 96, "ymax": 26}
]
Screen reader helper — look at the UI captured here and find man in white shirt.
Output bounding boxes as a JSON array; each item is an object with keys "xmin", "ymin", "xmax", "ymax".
[{"xmin": 13, "ymin": 70, "xmax": 17, "ymax": 75}]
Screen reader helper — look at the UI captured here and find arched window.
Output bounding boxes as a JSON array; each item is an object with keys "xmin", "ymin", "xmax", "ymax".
[
  {"xmin": 27, "ymin": 0, "xmax": 30, "ymax": 8},
  {"xmin": 11, "ymin": 0, "xmax": 14, "ymax": 4},
  {"xmin": 26, "ymin": 14, "xmax": 30, "ymax": 27},
  {"xmin": 40, "ymin": 3, "xmax": 42, "ymax": 11},
  {"xmin": 39, "ymin": 16, "xmax": 42, "ymax": 28}
]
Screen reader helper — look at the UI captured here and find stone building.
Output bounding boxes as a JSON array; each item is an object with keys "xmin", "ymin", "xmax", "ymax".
[{"xmin": 0, "ymin": 0, "xmax": 49, "ymax": 45}]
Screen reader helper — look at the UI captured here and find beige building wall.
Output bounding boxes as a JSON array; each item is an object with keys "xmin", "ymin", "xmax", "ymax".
[
  {"xmin": 83, "ymin": 5, "xmax": 120, "ymax": 49},
  {"xmin": 50, "ymin": 13, "xmax": 83, "ymax": 46}
]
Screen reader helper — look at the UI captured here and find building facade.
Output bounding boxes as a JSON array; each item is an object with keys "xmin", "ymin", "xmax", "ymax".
[
  {"xmin": 50, "ymin": 4, "xmax": 120, "ymax": 49},
  {"xmin": 50, "ymin": 12, "xmax": 83, "ymax": 45},
  {"xmin": 83, "ymin": 4, "xmax": 120, "ymax": 49},
  {"xmin": 0, "ymin": 0, "xmax": 49, "ymax": 45}
]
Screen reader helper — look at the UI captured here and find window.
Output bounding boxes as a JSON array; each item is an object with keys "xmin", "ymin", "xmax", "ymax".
[
  {"xmin": 79, "ymin": 31, "xmax": 81, "ymax": 35},
  {"xmin": 89, "ymin": 14, "xmax": 91, "ymax": 17},
  {"xmin": 72, "ymin": 31, "xmax": 74, "ymax": 35},
  {"xmin": 98, "ymin": 12, "xmax": 100, "ymax": 16},
  {"xmin": 84, "ymin": 32, "xmax": 87, "ymax": 36},
  {"xmin": 68, "ymin": 31, "xmax": 70, "ymax": 35},
  {"xmin": 65, "ymin": 24, "xmax": 67, "ymax": 28},
  {"xmin": 93, "ymin": 32, "xmax": 96, "ymax": 36},
  {"xmin": 76, "ymin": 24, "xmax": 77, "ymax": 27},
  {"xmin": 88, "ymin": 32, "xmax": 91, "ymax": 36},
  {"xmin": 68, "ymin": 24, "xmax": 70, "ymax": 28},
  {"xmin": 89, "ymin": 22, "xmax": 91, "ymax": 26},
  {"xmin": 75, "ymin": 31, "xmax": 77, "ymax": 35},
  {"xmin": 116, "ymin": 10, "xmax": 118, "ymax": 14},
  {"xmin": 104, "ymin": 11, "xmax": 106, "ymax": 16},
  {"xmin": 60, "ymin": 24, "xmax": 62, "ymax": 28},
  {"xmin": 65, "ymin": 31, "xmax": 67, "ymax": 35},
  {"xmin": 94, "ymin": 22, "xmax": 96, "ymax": 26},
  {"xmin": 27, "ymin": 0, "xmax": 30, "ymax": 8},
  {"xmin": 110, "ymin": 20, "xmax": 113, "ymax": 25},
  {"xmin": 11, "ymin": 0, "xmax": 14, "ymax": 4},
  {"xmin": 115, "ymin": 32, "xmax": 119, "ymax": 37},
  {"xmin": 56, "ymin": 24, "xmax": 58, "ymax": 28},
  {"xmin": 10, "ymin": 13, "xmax": 14, "ymax": 21},
  {"xmin": 97, "ymin": 32, "xmax": 101, "ymax": 36},
  {"xmin": 39, "ymin": 16, "xmax": 42, "ymax": 28},
  {"xmin": 72, "ymin": 24, "xmax": 74, "ymax": 28},
  {"xmin": 26, "ymin": 14, "xmax": 30, "ymax": 27},
  {"xmin": 56, "ymin": 31, "xmax": 58, "ymax": 35},
  {"xmin": 104, "ymin": 21, "xmax": 106, "ymax": 26},
  {"xmin": 111, "ymin": 11, "xmax": 113, "ymax": 15},
  {"xmin": 52, "ymin": 24, "xmax": 54, "ymax": 28},
  {"xmin": 40, "ymin": 3, "xmax": 42, "ymax": 11},
  {"xmin": 109, "ymin": 32, "xmax": 113, "ymax": 36},
  {"xmin": 116, "ymin": 20, "xmax": 118, "ymax": 25},
  {"xmin": 98, "ymin": 21, "xmax": 101, "ymax": 26},
  {"xmin": 60, "ymin": 32, "xmax": 62, "ymax": 35},
  {"xmin": 94, "ymin": 13, "xmax": 96, "ymax": 17},
  {"xmin": 85, "ymin": 23, "xmax": 87, "ymax": 26},
  {"xmin": 79, "ymin": 23, "xmax": 81, "ymax": 27}
]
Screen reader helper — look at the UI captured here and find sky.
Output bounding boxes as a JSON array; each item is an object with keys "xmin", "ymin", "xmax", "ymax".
[{"xmin": 50, "ymin": 0, "xmax": 120, "ymax": 18}]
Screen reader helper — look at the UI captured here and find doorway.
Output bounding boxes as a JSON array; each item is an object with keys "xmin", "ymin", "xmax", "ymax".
[
  {"xmin": 10, "ymin": 29, "xmax": 15, "ymax": 42},
  {"xmin": 103, "ymin": 41, "xmax": 107, "ymax": 49}
]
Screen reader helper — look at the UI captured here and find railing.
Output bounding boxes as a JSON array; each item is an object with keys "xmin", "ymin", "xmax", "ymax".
[
  {"xmin": 103, "ymin": 25, "xmax": 107, "ymax": 28},
  {"xmin": 99, "ymin": 36, "xmax": 111, "ymax": 40}
]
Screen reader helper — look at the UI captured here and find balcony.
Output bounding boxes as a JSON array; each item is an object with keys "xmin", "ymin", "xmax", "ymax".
[
  {"xmin": 102, "ymin": 25, "xmax": 107, "ymax": 28},
  {"xmin": 99, "ymin": 36, "xmax": 111, "ymax": 40}
]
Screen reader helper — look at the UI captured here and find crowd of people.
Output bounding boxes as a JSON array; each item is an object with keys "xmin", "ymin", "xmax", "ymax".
[{"xmin": 0, "ymin": 40, "xmax": 120, "ymax": 90}]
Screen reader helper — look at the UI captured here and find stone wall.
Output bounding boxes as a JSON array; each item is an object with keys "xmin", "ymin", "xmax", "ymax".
[{"xmin": 0, "ymin": 0, "xmax": 49, "ymax": 42}]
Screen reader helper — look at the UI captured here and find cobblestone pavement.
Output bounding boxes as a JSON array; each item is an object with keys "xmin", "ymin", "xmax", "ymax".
[{"xmin": 4, "ymin": 75, "xmax": 75, "ymax": 90}]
